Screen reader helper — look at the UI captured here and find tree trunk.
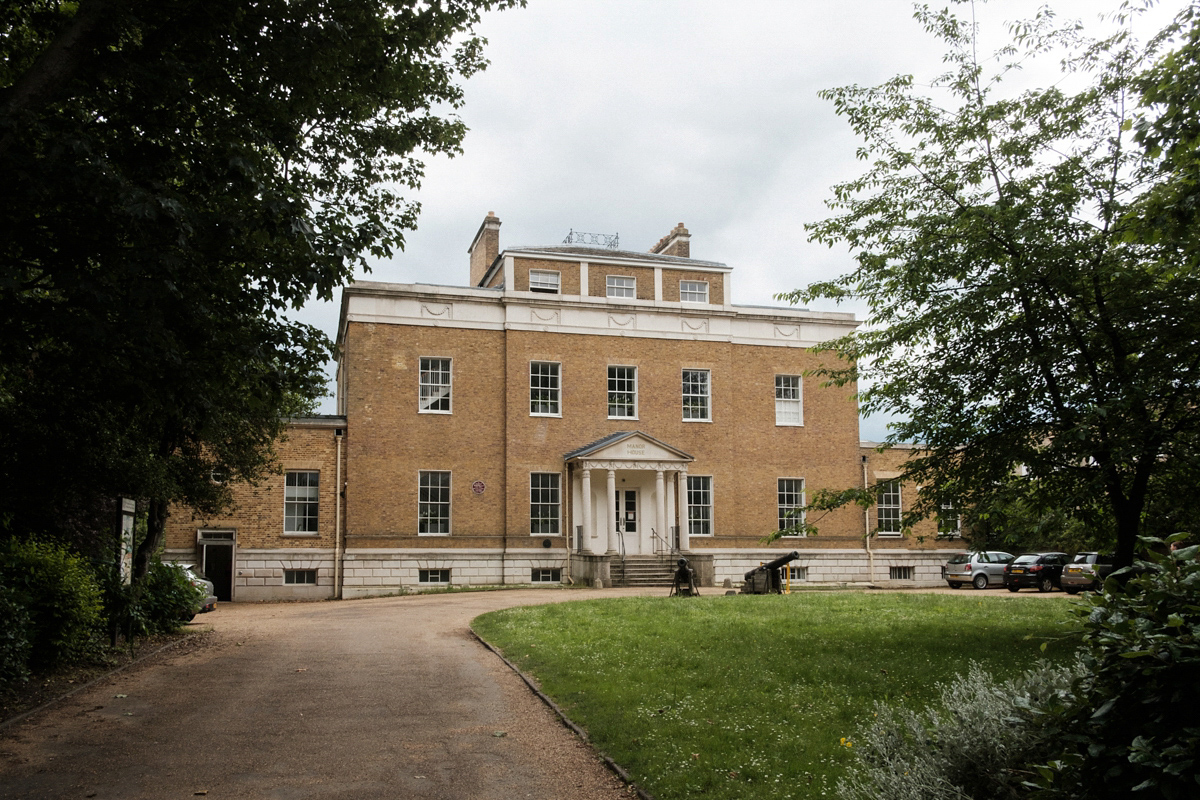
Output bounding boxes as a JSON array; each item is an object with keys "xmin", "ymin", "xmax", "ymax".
[{"xmin": 132, "ymin": 497, "xmax": 169, "ymax": 580}]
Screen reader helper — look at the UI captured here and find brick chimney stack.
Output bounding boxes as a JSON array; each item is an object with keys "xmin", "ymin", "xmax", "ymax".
[
  {"xmin": 649, "ymin": 222, "xmax": 690, "ymax": 258},
  {"xmin": 468, "ymin": 211, "xmax": 501, "ymax": 286}
]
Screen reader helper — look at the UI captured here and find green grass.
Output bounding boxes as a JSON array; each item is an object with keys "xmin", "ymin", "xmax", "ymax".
[{"xmin": 473, "ymin": 592, "xmax": 1081, "ymax": 800}]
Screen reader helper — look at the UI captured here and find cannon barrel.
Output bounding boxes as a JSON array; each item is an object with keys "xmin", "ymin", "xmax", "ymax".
[{"xmin": 744, "ymin": 550, "xmax": 800, "ymax": 580}]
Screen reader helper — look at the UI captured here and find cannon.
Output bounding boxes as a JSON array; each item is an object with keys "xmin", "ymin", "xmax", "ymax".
[
  {"xmin": 739, "ymin": 551, "xmax": 800, "ymax": 594},
  {"xmin": 669, "ymin": 557, "xmax": 699, "ymax": 597}
]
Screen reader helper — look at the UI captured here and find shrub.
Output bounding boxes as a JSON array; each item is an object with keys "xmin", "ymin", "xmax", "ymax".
[
  {"xmin": 0, "ymin": 537, "xmax": 102, "ymax": 669},
  {"xmin": 0, "ymin": 582, "xmax": 33, "ymax": 689},
  {"xmin": 837, "ymin": 660, "xmax": 1085, "ymax": 800},
  {"xmin": 1028, "ymin": 536, "xmax": 1200, "ymax": 799},
  {"xmin": 136, "ymin": 561, "xmax": 203, "ymax": 635}
]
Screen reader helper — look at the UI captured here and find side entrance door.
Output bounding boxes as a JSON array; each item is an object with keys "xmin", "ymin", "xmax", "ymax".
[{"xmin": 197, "ymin": 530, "xmax": 235, "ymax": 601}]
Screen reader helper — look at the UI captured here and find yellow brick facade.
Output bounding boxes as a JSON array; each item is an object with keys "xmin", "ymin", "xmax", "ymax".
[{"xmin": 166, "ymin": 217, "xmax": 956, "ymax": 599}]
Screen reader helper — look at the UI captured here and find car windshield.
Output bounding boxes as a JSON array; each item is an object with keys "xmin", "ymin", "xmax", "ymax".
[
  {"xmin": 1072, "ymin": 553, "xmax": 1097, "ymax": 564},
  {"xmin": 948, "ymin": 554, "xmax": 971, "ymax": 564},
  {"xmin": 1012, "ymin": 554, "xmax": 1039, "ymax": 565}
]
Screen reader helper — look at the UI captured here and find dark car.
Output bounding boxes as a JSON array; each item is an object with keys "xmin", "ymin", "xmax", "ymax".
[
  {"xmin": 943, "ymin": 551, "xmax": 1015, "ymax": 589},
  {"xmin": 1060, "ymin": 552, "xmax": 1114, "ymax": 594},
  {"xmin": 1004, "ymin": 552, "xmax": 1069, "ymax": 593}
]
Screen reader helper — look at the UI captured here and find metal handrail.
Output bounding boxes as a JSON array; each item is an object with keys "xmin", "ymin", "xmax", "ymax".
[{"xmin": 650, "ymin": 527, "xmax": 679, "ymax": 559}]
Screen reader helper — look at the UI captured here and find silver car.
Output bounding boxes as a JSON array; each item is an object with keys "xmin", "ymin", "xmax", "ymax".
[
  {"xmin": 1060, "ymin": 552, "xmax": 1114, "ymax": 594},
  {"xmin": 943, "ymin": 551, "xmax": 1015, "ymax": 589},
  {"xmin": 178, "ymin": 563, "xmax": 218, "ymax": 619}
]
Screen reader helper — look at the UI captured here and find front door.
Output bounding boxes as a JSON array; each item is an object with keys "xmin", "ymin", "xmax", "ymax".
[{"xmin": 615, "ymin": 490, "xmax": 640, "ymax": 554}]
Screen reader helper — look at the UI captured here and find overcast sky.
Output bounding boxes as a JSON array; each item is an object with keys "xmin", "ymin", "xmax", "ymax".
[{"xmin": 295, "ymin": 0, "xmax": 1189, "ymax": 438}]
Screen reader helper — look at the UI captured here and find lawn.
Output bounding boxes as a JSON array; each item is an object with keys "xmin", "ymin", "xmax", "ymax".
[{"xmin": 472, "ymin": 592, "xmax": 1081, "ymax": 800}]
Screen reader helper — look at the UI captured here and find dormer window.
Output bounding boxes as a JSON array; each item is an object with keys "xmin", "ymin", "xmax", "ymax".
[
  {"xmin": 606, "ymin": 275, "xmax": 635, "ymax": 298},
  {"xmin": 529, "ymin": 270, "xmax": 560, "ymax": 293}
]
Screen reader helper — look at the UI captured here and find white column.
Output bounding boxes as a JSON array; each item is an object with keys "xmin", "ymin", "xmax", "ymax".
[
  {"xmin": 655, "ymin": 470, "xmax": 666, "ymax": 553},
  {"xmin": 580, "ymin": 261, "xmax": 590, "ymax": 297},
  {"xmin": 581, "ymin": 468, "xmax": 594, "ymax": 553},
  {"xmin": 606, "ymin": 470, "xmax": 618, "ymax": 554},
  {"xmin": 677, "ymin": 471, "xmax": 691, "ymax": 551}
]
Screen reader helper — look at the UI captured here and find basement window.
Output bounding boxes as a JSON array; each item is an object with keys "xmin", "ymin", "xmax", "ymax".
[
  {"xmin": 284, "ymin": 569, "xmax": 317, "ymax": 585},
  {"xmin": 419, "ymin": 568, "xmax": 451, "ymax": 584},
  {"xmin": 889, "ymin": 566, "xmax": 914, "ymax": 581},
  {"xmin": 530, "ymin": 568, "xmax": 562, "ymax": 583}
]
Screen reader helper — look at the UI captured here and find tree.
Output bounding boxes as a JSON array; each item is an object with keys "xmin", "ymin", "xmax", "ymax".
[
  {"xmin": 0, "ymin": 0, "xmax": 517, "ymax": 569},
  {"xmin": 780, "ymin": 2, "xmax": 1200, "ymax": 569}
]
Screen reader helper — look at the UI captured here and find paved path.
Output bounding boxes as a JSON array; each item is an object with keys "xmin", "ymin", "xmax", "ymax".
[
  {"xmin": 0, "ymin": 583, "xmax": 1061, "ymax": 799},
  {"xmin": 0, "ymin": 588, "xmax": 663, "ymax": 800}
]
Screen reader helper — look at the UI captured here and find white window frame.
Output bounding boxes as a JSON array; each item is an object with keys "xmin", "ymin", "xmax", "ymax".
[
  {"xmin": 418, "ymin": 470, "xmax": 451, "ymax": 535},
  {"xmin": 606, "ymin": 275, "xmax": 636, "ymax": 298},
  {"xmin": 680, "ymin": 280, "xmax": 709, "ymax": 303},
  {"xmin": 687, "ymin": 475, "xmax": 713, "ymax": 536},
  {"xmin": 418, "ymin": 568, "xmax": 451, "ymax": 584},
  {"xmin": 283, "ymin": 471, "xmax": 319, "ymax": 534},
  {"xmin": 530, "ymin": 472, "xmax": 561, "ymax": 535},
  {"xmin": 777, "ymin": 478, "xmax": 806, "ymax": 536},
  {"xmin": 529, "ymin": 269, "xmax": 560, "ymax": 293},
  {"xmin": 877, "ymin": 480, "xmax": 902, "ymax": 536},
  {"xmin": 939, "ymin": 501, "xmax": 962, "ymax": 537},
  {"xmin": 418, "ymin": 357, "xmax": 452, "ymax": 414},
  {"xmin": 283, "ymin": 568, "xmax": 317, "ymax": 585},
  {"xmin": 607, "ymin": 365, "xmax": 638, "ymax": 419},
  {"xmin": 775, "ymin": 375, "xmax": 803, "ymax": 426},
  {"xmin": 530, "ymin": 567, "xmax": 562, "ymax": 583},
  {"xmin": 530, "ymin": 361, "xmax": 561, "ymax": 417},
  {"xmin": 682, "ymin": 369, "xmax": 710, "ymax": 421},
  {"xmin": 783, "ymin": 565, "xmax": 807, "ymax": 584}
]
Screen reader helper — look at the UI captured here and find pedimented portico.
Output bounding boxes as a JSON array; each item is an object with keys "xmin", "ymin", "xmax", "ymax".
[{"xmin": 565, "ymin": 431, "xmax": 693, "ymax": 557}]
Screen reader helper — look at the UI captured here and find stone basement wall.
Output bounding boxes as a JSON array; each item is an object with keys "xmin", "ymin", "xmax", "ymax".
[
  {"xmin": 711, "ymin": 549, "xmax": 955, "ymax": 588},
  {"xmin": 164, "ymin": 547, "xmax": 338, "ymax": 602},
  {"xmin": 341, "ymin": 549, "xmax": 571, "ymax": 598}
]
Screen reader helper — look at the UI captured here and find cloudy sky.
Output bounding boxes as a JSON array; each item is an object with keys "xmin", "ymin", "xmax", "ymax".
[{"xmin": 296, "ymin": 0, "xmax": 1189, "ymax": 438}]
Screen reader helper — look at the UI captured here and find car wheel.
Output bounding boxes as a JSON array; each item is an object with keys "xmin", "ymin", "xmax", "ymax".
[
  {"xmin": 948, "ymin": 582, "xmax": 961, "ymax": 589},
  {"xmin": 1038, "ymin": 577, "xmax": 1054, "ymax": 593},
  {"xmin": 1064, "ymin": 587, "xmax": 1080, "ymax": 595},
  {"xmin": 1007, "ymin": 585, "xmax": 1019, "ymax": 593},
  {"xmin": 972, "ymin": 573, "xmax": 989, "ymax": 590}
]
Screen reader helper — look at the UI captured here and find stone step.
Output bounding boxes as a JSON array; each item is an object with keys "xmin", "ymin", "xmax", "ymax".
[{"xmin": 611, "ymin": 557, "xmax": 676, "ymax": 586}]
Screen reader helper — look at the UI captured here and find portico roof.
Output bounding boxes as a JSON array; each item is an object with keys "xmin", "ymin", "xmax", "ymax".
[{"xmin": 563, "ymin": 431, "xmax": 694, "ymax": 463}]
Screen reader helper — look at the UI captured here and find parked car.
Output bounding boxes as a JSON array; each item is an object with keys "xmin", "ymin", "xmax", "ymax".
[
  {"xmin": 178, "ymin": 563, "xmax": 218, "ymax": 620},
  {"xmin": 1004, "ymin": 552, "xmax": 1070, "ymax": 593},
  {"xmin": 1060, "ymin": 552, "xmax": 1114, "ymax": 594},
  {"xmin": 943, "ymin": 551, "xmax": 1016, "ymax": 589}
]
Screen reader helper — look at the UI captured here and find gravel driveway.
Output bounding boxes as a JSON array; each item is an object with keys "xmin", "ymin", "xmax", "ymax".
[{"xmin": 0, "ymin": 588, "xmax": 662, "ymax": 800}]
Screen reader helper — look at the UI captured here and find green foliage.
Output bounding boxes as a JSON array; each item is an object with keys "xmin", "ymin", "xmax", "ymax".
[
  {"xmin": 1026, "ymin": 535, "xmax": 1200, "ymax": 799},
  {"xmin": 963, "ymin": 480, "xmax": 1113, "ymax": 555},
  {"xmin": 474, "ymin": 593, "xmax": 1078, "ymax": 800},
  {"xmin": 0, "ymin": 0, "xmax": 519, "ymax": 554},
  {"xmin": 0, "ymin": 537, "xmax": 101, "ymax": 670},
  {"xmin": 137, "ymin": 561, "xmax": 204, "ymax": 635},
  {"xmin": 837, "ymin": 661, "xmax": 1085, "ymax": 800},
  {"xmin": 0, "ymin": 581, "xmax": 32, "ymax": 689},
  {"xmin": 781, "ymin": 3, "xmax": 1200, "ymax": 569}
]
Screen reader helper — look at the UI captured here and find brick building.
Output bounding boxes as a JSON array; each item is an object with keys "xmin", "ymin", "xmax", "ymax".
[{"xmin": 165, "ymin": 215, "xmax": 953, "ymax": 600}]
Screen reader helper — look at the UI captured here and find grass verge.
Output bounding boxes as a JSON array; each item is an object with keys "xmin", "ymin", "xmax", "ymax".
[{"xmin": 473, "ymin": 592, "xmax": 1080, "ymax": 800}]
